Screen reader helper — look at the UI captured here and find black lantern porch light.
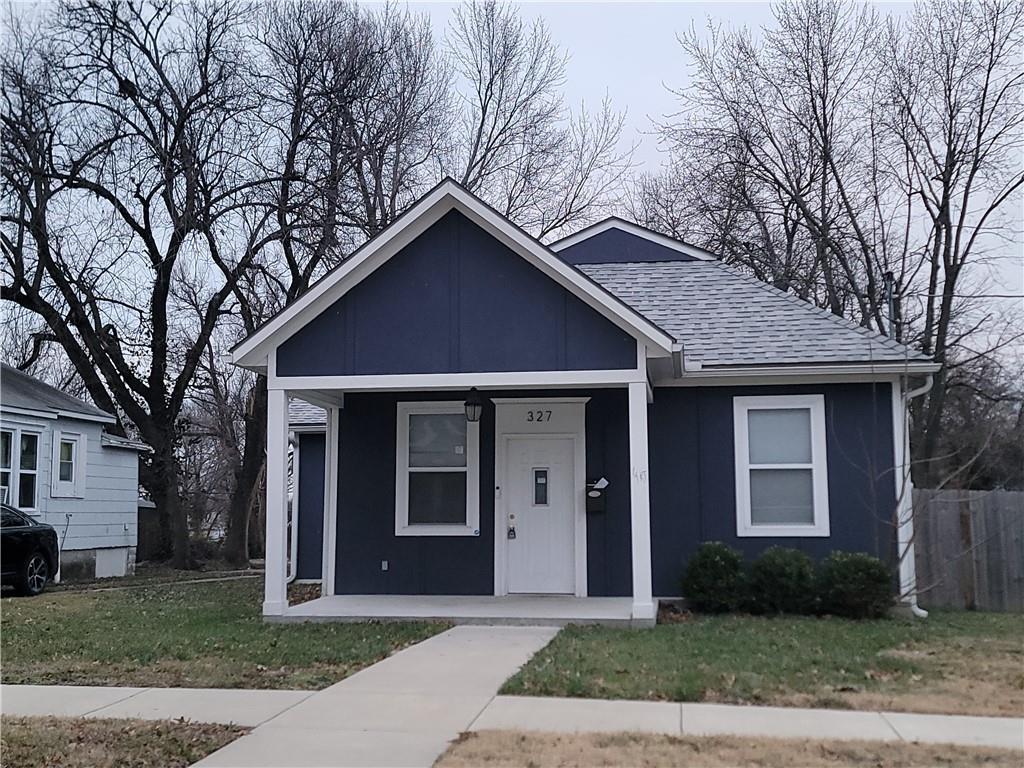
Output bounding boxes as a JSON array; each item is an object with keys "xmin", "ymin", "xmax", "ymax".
[{"xmin": 464, "ymin": 388, "xmax": 483, "ymax": 423}]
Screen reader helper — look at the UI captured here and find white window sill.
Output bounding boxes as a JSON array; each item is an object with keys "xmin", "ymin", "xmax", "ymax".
[
  {"xmin": 738, "ymin": 524, "xmax": 830, "ymax": 538},
  {"xmin": 395, "ymin": 524, "xmax": 480, "ymax": 537}
]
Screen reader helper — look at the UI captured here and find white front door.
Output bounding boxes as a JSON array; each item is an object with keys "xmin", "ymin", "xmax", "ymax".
[{"xmin": 505, "ymin": 436, "xmax": 576, "ymax": 594}]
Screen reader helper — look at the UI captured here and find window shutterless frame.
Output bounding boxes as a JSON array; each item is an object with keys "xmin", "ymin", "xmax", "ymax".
[
  {"xmin": 394, "ymin": 401, "xmax": 480, "ymax": 536},
  {"xmin": 733, "ymin": 394, "xmax": 830, "ymax": 537},
  {"xmin": 51, "ymin": 431, "xmax": 85, "ymax": 498},
  {"xmin": 1, "ymin": 427, "xmax": 41, "ymax": 512}
]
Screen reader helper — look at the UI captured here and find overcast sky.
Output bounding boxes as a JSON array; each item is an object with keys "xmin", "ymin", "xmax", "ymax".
[{"xmin": 403, "ymin": 0, "xmax": 1022, "ymax": 306}]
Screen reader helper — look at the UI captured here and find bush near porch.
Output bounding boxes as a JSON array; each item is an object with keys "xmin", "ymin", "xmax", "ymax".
[
  {"xmin": 0, "ymin": 578, "xmax": 445, "ymax": 690},
  {"xmin": 501, "ymin": 611, "xmax": 1024, "ymax": 717}
]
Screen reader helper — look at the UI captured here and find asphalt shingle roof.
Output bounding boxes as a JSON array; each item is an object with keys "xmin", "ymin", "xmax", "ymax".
[
  {"xmin": 1, "ymin": 363, "xmax": 114, "ymax": 421},
  {"xmin": 289, "ymin": 399, "xmax": 326, "ymax": 427},
  {"xmin": 579, "ymin": 260, "xmax": 929, "ymax": 368}
]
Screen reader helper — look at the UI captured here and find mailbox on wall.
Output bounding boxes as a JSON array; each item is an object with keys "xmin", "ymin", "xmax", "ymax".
[{"xmin": 585, "ymin": 477, "xmax": 609, "ymax": 514}]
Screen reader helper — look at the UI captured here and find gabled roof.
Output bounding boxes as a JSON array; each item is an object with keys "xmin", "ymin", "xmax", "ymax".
[
  {"xmin": 231, "ymin": 179, "xmax": 676, "ymax": 370},
  {"xmin": 1, "ymin": 364, "xmax": 115, "ymax": 423},
  {"xmin": 551, "ymin": 217, "xmax": 715, "ymax": 263},
  {"xmin": 580, "ymin": 260, "xmax": 935, "ymax": 370}
]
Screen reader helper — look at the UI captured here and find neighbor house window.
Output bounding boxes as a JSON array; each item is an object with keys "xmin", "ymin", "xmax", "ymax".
[
  {"xmin": 0, "ymin": 430, "xmax": 11, "ymax": 503},
  {"xmin": 395, "ymin": 402, "xmax": 480, "ymax": 536},
  {"xmin": 52, "ymin": 432, "xmax": 85, "ymax": 498},
  {"xmin": 733, "ymin": 395, "xmax": 829, "ymax": 537},
  {"xmin": 0, "ymin": 428, "xmax": 41, "ymax": 510}
]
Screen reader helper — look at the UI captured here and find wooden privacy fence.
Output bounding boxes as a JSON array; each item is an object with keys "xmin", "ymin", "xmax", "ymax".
[{"xmin": 913, "ymin": 489, "xmax": 1024, "ymax": 612}]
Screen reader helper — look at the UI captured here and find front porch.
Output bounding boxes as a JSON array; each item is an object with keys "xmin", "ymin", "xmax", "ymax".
[{"xmin": 270, "ymin": 594, "xmax": 643, "ymax": 627}]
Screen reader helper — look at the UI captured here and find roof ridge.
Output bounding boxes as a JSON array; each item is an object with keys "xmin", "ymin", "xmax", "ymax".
[{"xmin": 699, "ymin": 260, "xmax": 929, "ymax": 362}]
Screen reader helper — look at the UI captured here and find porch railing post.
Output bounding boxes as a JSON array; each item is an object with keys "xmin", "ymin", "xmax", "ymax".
[
  {"xmin": 628, "ymin": 380, "xmax": 655, "ymax": 621},
  {"xmin": 263, "ymin": 386, "xmax": 289, "ymax": 616}
]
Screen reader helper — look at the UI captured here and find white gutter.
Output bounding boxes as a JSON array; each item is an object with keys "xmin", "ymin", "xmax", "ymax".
[{"xmin": 901, "ymin": 374, "xmax": 934, "ymax": 618}]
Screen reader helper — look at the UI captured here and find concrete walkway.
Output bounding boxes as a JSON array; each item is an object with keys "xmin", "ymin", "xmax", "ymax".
[
  {"xmin": 193, "ymin": 625, "xmax": 558, "ymax": 767},
  {"xmin": 472, "ymin": 695, "xmax": 1024, "ymax": 751},
  {"xmin": 1, "ymin": 683, "xmax": 312, "ymax": 727}
]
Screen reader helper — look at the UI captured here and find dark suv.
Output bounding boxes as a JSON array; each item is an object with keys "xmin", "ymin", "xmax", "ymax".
[{"xmin": 1, "ymin": 503, "xmax": 59, "ymax": 595}]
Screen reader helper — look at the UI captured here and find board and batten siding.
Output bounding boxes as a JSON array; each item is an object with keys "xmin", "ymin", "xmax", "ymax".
[
  {"xmin": 648, "ymin": 382, "xmax": 898, "ymax": 596},
  {"xmin": 276, "ymin": 210, "xmax": 638, "ymax": 377},
  {"xmin": 0, "ymin": 413, "xmax": 139, "ymax": 552}
]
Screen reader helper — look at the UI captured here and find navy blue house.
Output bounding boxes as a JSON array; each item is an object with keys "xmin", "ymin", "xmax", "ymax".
[{"xmin": 231, "ymin": 179, "xmax": 937, "ymax": 625}]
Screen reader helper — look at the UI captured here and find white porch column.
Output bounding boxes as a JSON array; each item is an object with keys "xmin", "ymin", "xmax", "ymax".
[
  {"xmin": 321, "ymin": 406, "xmax": 340, "ymax": 596},
  {"xmin": 628, "ymin": 380, "xmax": 655, "ymax": 621},
  {"xmin": 263, "ymin": 387, "xmax": 289, "ymax": 616}
]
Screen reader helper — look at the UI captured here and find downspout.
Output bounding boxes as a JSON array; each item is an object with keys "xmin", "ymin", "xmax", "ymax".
[{"xmin": 902, "ymin": 374, "xmax": 933, "ymax": 618}]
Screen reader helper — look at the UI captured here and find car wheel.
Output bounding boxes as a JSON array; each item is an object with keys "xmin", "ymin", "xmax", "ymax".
[{"xmin": 17, "ymin": 551, "xmax": 49, "ymax": 596}]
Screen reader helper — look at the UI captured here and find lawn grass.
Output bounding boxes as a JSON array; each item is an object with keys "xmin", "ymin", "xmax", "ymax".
[
  {"xmin": 0, "ymin": 716, "xmax": 245, "ymax": 768},
  {"xmin": 438, "ymin": 731, "xmax": 1024, "ymax": 767},
  {"xmin": 0, "ymin": 578, "xmax": 445, "ymax": 689},
  {"xmin": 501, "ymin": 611, "xmax": 1024, "ymax": 716}
]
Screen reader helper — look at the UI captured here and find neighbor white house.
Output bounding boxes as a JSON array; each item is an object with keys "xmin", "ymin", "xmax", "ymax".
[{"xmin": 1, "ymin": 363, "xmax": 147, "ymax": 579}]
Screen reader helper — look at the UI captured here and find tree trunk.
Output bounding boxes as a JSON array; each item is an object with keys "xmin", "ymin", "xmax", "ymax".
[
  {"xmin": 147, "ymin": 437, "xmax": 192, "ymax": 569},
  {"xmin": 223, "ymin": 379, "xmax": 267, "ymax": 567}
]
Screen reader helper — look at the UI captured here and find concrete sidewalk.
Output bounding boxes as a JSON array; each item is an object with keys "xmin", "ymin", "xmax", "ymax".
[
  {"xmin": 1, "ymin": 683, "xmax": 312, "ymax": 727},
  {"xmin": 471, "ymin": 695, "xmax": 1024, "ymax": 751}
]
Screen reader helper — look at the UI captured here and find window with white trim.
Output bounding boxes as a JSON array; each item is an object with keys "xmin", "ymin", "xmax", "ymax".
[
  {"xmin": 395, "ymin": 402, "xmax": 480, "ymax": 536},
  {"xmin": 0, "ymin": 429, "xmax": 12, "ymax": 504},
  {"xmin": 52, "ymin": 431, "xmax": 85, "ymax": 497},
  {"xmin": 1, "ymin": 428, "xmax": 40, "ymax": 510},
  {"xmin": 733, "ymin": 395, "xmax": 830, "ymax": 537}
]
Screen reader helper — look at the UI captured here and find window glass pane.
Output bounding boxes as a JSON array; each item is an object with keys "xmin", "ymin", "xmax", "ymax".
[
  {"xmin": 1, "ymin": 509, "xmax": 22, "ymax": 527},
  {"xmin": 19, "ymin": 434, "xmax": 38, "ymax": 470},
  {"xmin": 1, "ymin": 471, "xmax": 10, "ymax": 496},
  {"xmin": 18, "ymin": 473, "xmax": 36, "ymax": 508},
  {"xmin": 408, "ymin": 471, "xmax": 467, "ymax": 524},
  {"xmin": 409, "ymin": 413, "xmax": 466, "ymax": 468},
  {"xmin": 750, "ymin": 468, "xmax": 814, "ymax": 525},
  {"xmin": 533, "ymin": 468, "xmax": 548, "ymax": 505},
  {"xmin": 60, "ymin": 440, "xmax": 74, "ymax": 462},
  {"xmin": 59, "ymin": 461, "xmax": 74, "ymax": 483},
  {"xmin": 1, "ymin": 431, "xmax": 11, "ymax": 469},
  {"xmin": 748, "ymin": 408, "xmax": 811, "ymax": 464}
]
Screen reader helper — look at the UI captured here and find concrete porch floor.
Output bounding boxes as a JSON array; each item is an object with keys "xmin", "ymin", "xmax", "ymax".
[{"xmin": 270, "ymin": 594, "xmax": 643, "ymax": 626}]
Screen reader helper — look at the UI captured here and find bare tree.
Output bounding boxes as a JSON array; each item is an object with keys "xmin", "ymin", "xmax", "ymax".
[
  {"xmin": 643, "ymin": 0, "xmax": 1024, "ymax": 487},
  {"xmin": 1, "ymin": 0, "xmax": 274, "ymax": 567},
  {"xmin": 449, "ymin": 0, "xmax": 634, "ymax": 239}
]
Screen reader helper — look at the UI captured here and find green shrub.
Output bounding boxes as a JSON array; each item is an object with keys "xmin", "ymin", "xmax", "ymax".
[
  {"xmin": 817, "ymin": 551, "xmax": 893, "ymax": 619},
  {"xmin": 682, "ymin": 542, "xmax": 745, "ymax": 613},
  {"xmin": 745, "ymin": 547, "xmax": 816, "ymax": 614}
]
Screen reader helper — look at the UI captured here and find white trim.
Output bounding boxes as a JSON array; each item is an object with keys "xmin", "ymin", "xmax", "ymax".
[
  {"xmin": 263, "ymin": 355, "xmax": 289, "ymax": 616},
  {"xmin": 733, "ymin": 394, "xmax": 830, "ymax": 538},
  {"xmin": 1, "ymin": 426, "xmax": 41, "ymax": 512},
  {"xmin": 394, "ymin": 401, "xmax": 481, "ymax": 537},
  {"xmin": 232, "ymin": 180, "xmax": 674, "ymax": 370},
  {"xmin": 550, "ymin": 217, "xmax": 715, "ymax": 261},
  {"xmin": 51, "ymin": 431, "xmax": 86, "ymax": 499},
  {"xmin": 270, "ymin": 369, "xmax": 646, "ymax": 392},
  {"xmin": 652, "ymin": 363, "xmax": 938, "ymax": 387},
  {"xmin": 321, "ymin": 407, "xmax": 340, "ymax": 596},
  {"xmin": 627, "ymin": 380, "xmax": 655, "ymax": 620},
  {"xmin": 493, "ymin": 398, "xmax": 588, "ymax": 598},
  {"xmin": 0, "ymin": 404, "xmax": 116, "ymax": 425},
  {"xmin": 892, "ymin": 380, "xmax": 917, "ymax": 600}
]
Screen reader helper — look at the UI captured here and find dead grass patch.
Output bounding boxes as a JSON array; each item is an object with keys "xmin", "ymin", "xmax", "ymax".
[
  {"xmin": 437, "ymin": 730, "xmax": 1023, "ymax": 767},
  {"xmin": 0, "ymin": 716, "xmax": 245, "ymax": 768},
  {"xmin": 777, "ymin": 634, "xmax": 1024, "ymax": 716}
]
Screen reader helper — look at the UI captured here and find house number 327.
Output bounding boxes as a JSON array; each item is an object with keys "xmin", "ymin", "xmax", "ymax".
[{"xmin": 526, "ymin": 409, "xmax": 553, "ymax": 422}]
